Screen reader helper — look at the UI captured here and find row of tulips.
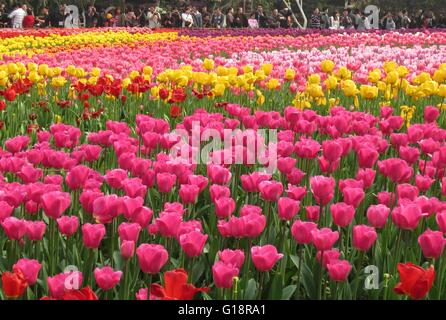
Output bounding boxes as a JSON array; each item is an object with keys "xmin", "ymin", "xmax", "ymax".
[{"xmin": 0, "ymin": 101, "xmax": 445, "ymax": 300}]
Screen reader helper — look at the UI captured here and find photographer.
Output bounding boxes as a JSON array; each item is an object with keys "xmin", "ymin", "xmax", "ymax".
[
  {"xmin": 85, "ymin": 4, "xmax": 98, "ymax": 28},
  {"xmin": 147, "ymin": 6, "xmax": 161, "ymax": 29}
]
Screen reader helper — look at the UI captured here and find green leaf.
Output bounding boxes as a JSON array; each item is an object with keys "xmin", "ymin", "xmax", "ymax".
[
  {"xmin": 192, "ymin": 259, "xmax": 205, "ymax": 284},
  {"xmin": 243, "ymin": 279, "xmax": 257, "ymax": 300},
  {"xmin": 301, "ymin": 264, "xmax": 316, "ymax": 299},
  {"xmin": 282, "ymin": 285, "xmax": 297, "ymax": 300},
  {"xmin": 290, "ymin": 254, "xmax": 300, "ymax": 269},
  {"xmin": 113, "ymin": 251, "xmax": 123, "ymax": 270}
]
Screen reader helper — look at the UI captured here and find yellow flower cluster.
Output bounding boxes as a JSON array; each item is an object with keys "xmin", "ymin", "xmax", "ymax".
[{"xmin": 0, "ymin": 31, "xmax": 178, "ymax": 58}]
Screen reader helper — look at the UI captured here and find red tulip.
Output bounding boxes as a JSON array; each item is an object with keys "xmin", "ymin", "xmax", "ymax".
[
  {"xmin": 394, "ymin": 263, "xmax": 435, "ymax": 300},
  {"xmin": 151, "ymin": 269, "xmax": 209, "ymax": 300},
  {"xmin": 1, "ymin": 270, "xmax": 28, "ymax": 299}
]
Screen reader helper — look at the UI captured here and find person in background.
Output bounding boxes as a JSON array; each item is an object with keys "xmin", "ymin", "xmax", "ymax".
[
  {"xmin": 85, "ymin": 4, "xmax": 98, "ymax": 28},
  {"xmin": 233, "ymin": 7, "xmax": 248, "ymax": 28},
  {"xmin": 352, "ymin": 8, "xmax": 361, "ymax": 29},
  {"xmin": 211, "ymin": 7, "xmax": 225, "ymax": 28},
  {"xmin": 0, "ymin": 4, "xmax": 9, "ymax": 28},
  {"xmin": 181, "ymin": 7, "xmax": 194, "ymax": 28},
  {"xmin": 320, "ymin": 7, "xmax": 330, "ymax": 29},
  {"xmin": 192, "ymin": 7, "xmax": 202, "ymax": 28},
  {"xmin": 124, "ymin": 6, "xmax": 137, "ymax": 27},
  {"xmin": 226, "ymin": 7, "xmax": 234, "ymax": 28},
  {"xmin": 147, "ymin": 6, "xmax": 161, "ymax": 29},
  {"xmin": 400, "ymin": 10, "xmax": 411, "ymax": 29},
  {"xmin": 248, "ymin": 12, "xmax": 259, "ymax": 28},
  {"xmin": 381, "ymin": 12, "xmax": 396, "ymax": 30},
  {"xmin": 423, "ymin": 10, "xmax": 435, "ymax": 28},
  {"xmin": 310, "ymin": 8, "xmax": 321, "ymax": 29},
  {"xmin": 269, "ymin": 9, "xmax": 284, "ymax": 28},
  {"xmin": 22, "ymin": 8, "xmax": 35, "ymax": 29},
  {"xmin": 9, "ymin": 3, "xmax": 27, "ymax": 28},
  {"xmin": 137, "ymin": 7, "xmax": 147, "ymax": 27},
  {"xmin": 161, "ymin": 10, "xmax": 174, "ymax": 28},
  {"xmin": 357, "ymin": 11, "xmax": 370, "ymax": 30},
  {"xmin": 255, "ymin": 5, "xmax": 268, "ymax": 28},
  {"xmin": 330, "ymin": 10, "xmax": 341, "ymax": 30},
  {"xmin": 341, "ymin": 9, "xmax": 353, "ymax": 29},
  {"xmin": 110, "ymin": 8, "xmax": 125, "ymax": 27},
  {"xmin": 36, "ymin": 7, "xmax": 50, "ymax": 28},
  {"xmin": 201, "ymin": 6, "xmax": 211, "ymax": 28}
]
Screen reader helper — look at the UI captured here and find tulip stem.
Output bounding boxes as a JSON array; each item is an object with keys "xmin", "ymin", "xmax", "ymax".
[{"xmin": 295, "ymin": 244, "xmax": 303, "ymax": 300}]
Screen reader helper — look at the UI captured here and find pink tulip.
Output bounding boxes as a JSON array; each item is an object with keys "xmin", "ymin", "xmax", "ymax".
[
  {"xmin": 105, "ymin": 169, "xmax": 128, "ymax": 189},
  {"xmin": 355, "ymin": 168, "xmax": 376, "ymax": 189},
  {"xmin": 366, "ymin": 204, "xmax": 390, "ymax": 228},
  {"xmin": 217, "ymin": 213, "xmax": 266, "ymax": 238},
  {"xmin": 25, "ymin": 221, "xmax": 46, "ymax": 241},
  {"xmin": 258, "ymin": 180, "xmax": 283, "ymax": 201},
  {"xmin": 316, "ymin": 249, "xmax": 341, "ymax": 269},
  {"xmin": 277, "ymin": 157, "xmax": 297, "ymax": 174},
  {"xmin": 65, "ymin": 165, "xmax": 91, "ymax": 190},
  {"xmin": 209, "ymin": 184, "xmax": 231, "ymax": 202},
  {"xmin": 156, "ymin": 172, "xmax": 177, "ymax": 193},
  {"xmin": 48, "ymin": 271, "xmax": 83, "ymax": 298},
  {"xmin": 305, "ymin": 205, "xmax": 320, "ymax": 221},
  {"xmin": 424, "ymin": 106, "xmax": 439, "ymax": 123},
  {"xmin": 118, "ymin": 222, "xmax": 141, "ymax": 242},
  {"xmin": 1, "ymin": 217, "xmax": 27, "ymax": 240},
  {"xmin": 278, "ymin": 197, "xmax": 300, "ymax": 221},
  {"xmin": 397, "ymin": 184, "xmax": 419, "ymax": 202},
  {"xmin": 212, "ymin": 261, "xmax": 239, "ymax": 288},
  {"xmin": 392, "ymin": 204, "xmax": 423, "ymax": 230},
  {"xmin": 342, "ymin": 187, "xmax": 364, "ymax": 208},
  {"xmin": 286, "ymin": 185, "xmax": 306, "ymax": 201},
  {"xmin": 214, "ymin": 196, "xmax": 236, "ymax": 218},
  {"xmin": 179, "ymin": 231, "xmax": 208, "ymax": 257},
  {"xmin": 353, "ymin": 225, "xmax": 377, "ymax": 251},
  {"xmin": 436, "ymin": 211, "xmax": 446, "ymax": 233},
  {"xmin": 13, "ymin": 258, "xmax": 41, "ymax": 285},
  {"xmin": 82, "ymin": 223, "xmax": 106, "ymax": 249},
  {"xmin": 291, "ymin": 220, "xmax": 318, "ymax": 244},
  {"xmin": 155, "ymin": 211, "xmax": 182, "ymax": 237},
  {"xmin": 310, "ymin": 175, "xmax": 335, "ymax": 206},
  {"xmin": 239, "ymin": 205, "xmax": 262, "ymax": 216},
  {"xmin": 56, "ymin": 216, "xmax": 79, "ymax": 237},
  {"xmin": 418, "ymin": 229, "xmax": 446, "ymax": 259},
  {"xmin": 415, "ymin": 175, "xmax": 434, "ymax": 193},
  {"xmin": 311, "ymin": 228, "xmax": 339, "ymax": 251},
  {"xmin": 330, "ymin": 202, "xmax": 355, "ymax": 227},
  {"xmin": 120, "ymin": 240, "xmax": 135, "ymax": 260},
  {"xmin": 218, "ymin": 249, "xmax": 245, "ymax": 270},
  {"xmin": 136, "ymin": 244, "xmax": 168, "ymax": 274},
  {"xmin": 207, "ymin": 164, "xmax": 231, "ymax": 185},
  {"xmin": 326, "ymin": 260, "xmax": 352, "ymax": 282},
  {"xmin": 251, "ymin": 245, "xmax": 283, "ymax": 272},
  {"xmin": 0, "ymin": 201, "xmax": 14, "ymax": 222},
  {"xmin": 94, "ymin": 266, "xmax": 122, "ymax": 290},
  {"xmin": 322, "ymin": 140, "xmax": 343, "ymax": 162},
  {"xmin": 357, "ymin": 147, "xmax": 379, "ymax": 168},
  {"xmin": 41, "ymin": 191, "xmax": 71, "ymax": 219}
]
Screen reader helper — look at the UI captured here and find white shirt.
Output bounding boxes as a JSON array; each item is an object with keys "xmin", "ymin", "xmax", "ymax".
[
  {"xmin": 147, "ymin": 12, "xmax": 161, "ymax": 29},
  {"xmin": 9, "ymin": 8, "xmax": 26, "ymax": 28},
  {"xmin": 181, "ymin": 13, "xmax": 193, "ymax": 27}
]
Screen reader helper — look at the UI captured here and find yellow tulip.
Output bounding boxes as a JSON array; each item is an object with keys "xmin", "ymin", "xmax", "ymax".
[
  {"xmin": 203, "ymin": 58, "xmax": 215, "ymax": 71},
  {"xmin": 284, "ymin": 68, "xmax": 296, "ymax": 81},
  {"xmin": 321, "ymin": 60, "xmax": 335, "ymax": 73}
]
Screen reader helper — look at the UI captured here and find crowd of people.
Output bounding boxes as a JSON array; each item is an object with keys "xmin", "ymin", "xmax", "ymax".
[
  {"xmin": 1, "ymin": 2, "xmax": 445, "ymax": 30},
  {"xmin": 309, "ymin": 7, "xmax": 444, "ymax": 30}
]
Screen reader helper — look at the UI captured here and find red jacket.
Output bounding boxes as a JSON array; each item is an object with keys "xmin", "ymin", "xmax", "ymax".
[{"xmin": 22, "ymin": 15, "xmax": 35, "ymax": 29}]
